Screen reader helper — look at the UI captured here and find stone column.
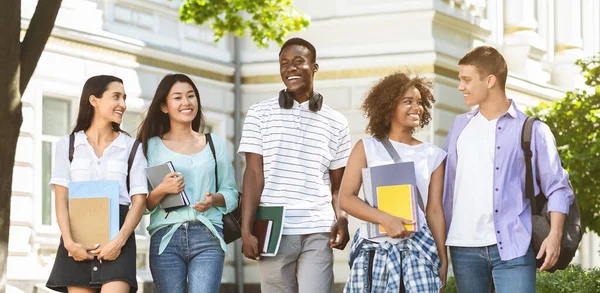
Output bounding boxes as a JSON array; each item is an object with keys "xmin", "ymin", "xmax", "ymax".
[
  {"xmin": 551, "ymin": 0, "xmax": 585, "ymax": 89},
  {"xmin": 501, "ymin": 0, "xmax": 541, "ymax": 75}
]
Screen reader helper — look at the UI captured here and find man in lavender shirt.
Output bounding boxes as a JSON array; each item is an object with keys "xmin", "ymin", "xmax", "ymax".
[{"xmin": 443, "ymin": 46, "xmax": 574, "ymax": 292}]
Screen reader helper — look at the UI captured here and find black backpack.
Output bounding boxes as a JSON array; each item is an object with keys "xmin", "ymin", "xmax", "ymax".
[
  {"xmin": 521, "ymin": 117, "xmax": 583, "ymax": 272},
  {"xmin": 205, "ymin": 133, "xmax": 242, "ymax": 244}
]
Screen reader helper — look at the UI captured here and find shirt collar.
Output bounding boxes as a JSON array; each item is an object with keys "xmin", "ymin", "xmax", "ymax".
[
  {"xmin": 468, "ymin": 99, "xmax": 519, "ymax": 120},
  {"xmin": 506, "ymin": 99, "xmax": 518, "ymax": 118},
  {"xmin": 74, "ymin": 130, "xmax": 127, "ymax": 149}
]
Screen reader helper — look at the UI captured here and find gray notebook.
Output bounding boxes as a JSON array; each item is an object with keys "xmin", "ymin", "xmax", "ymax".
[
  {"xmin": 145, "ymin": 161, "xmax": 190, "ymax": 211},
  {"xmin": 362, "ymin": 161, "xmax": 421, "ymax": 239}
]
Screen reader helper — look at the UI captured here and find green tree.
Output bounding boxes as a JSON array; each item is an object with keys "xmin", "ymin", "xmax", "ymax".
[
  {"xmin": 0, "ymin": 1, "xmax": 309, "ymax": 291},
  {"xmin": 178, "ymin": 0, "xmax": 310, "ymax": 47},
  {"xmin": 0, "ymin": 1, "xmax": 63, "ymax": 292},
  {"xmin": 528, "ymin": 54, "xmax": 600, "ymax": 236}
]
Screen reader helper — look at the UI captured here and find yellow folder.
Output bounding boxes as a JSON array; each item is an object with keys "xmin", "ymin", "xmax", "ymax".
[{"xmin": 377, "ymin": 184, "xmax": 417, "ymax": 233}]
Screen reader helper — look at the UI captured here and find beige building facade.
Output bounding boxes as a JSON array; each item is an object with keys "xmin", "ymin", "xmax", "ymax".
[{"xmin": 7, "ymin": 0, "xmax": 600, "ymax": 291}]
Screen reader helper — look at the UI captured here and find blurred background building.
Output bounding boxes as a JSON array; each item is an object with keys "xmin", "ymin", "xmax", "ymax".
[{"xmin": 8, "ymin": 0, "xmax": 600, "ymax": 292}]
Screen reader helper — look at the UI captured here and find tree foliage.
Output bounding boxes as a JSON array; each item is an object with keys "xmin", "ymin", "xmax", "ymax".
[
  {"xmin": 527, "ymin": 54, "xmax": 600, "ymax": 236},
  {"xmin": 179, "ymin": 0, "xmax": 310, "ymax": 48}
]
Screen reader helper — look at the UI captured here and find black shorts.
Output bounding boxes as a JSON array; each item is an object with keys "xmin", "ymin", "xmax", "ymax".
[{"xmin": 46, "ymin": 205, "xmax": 137, "ymax": 292}]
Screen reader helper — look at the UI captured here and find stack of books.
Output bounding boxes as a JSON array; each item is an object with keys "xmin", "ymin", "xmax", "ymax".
[
  {"xmin": 362, "ymin": 161, "xmax": 421, "ymax": 239},
  {"xmin": 253, "ymin": 206, "xmax": 285, "ymax": 256},
  {"xmin": 68, "ymin": 180, "xmax": 120, "ymax": 246}
]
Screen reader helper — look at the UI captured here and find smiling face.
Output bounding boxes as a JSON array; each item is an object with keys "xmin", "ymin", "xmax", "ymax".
[
  {"xmin": 161, "ymin": 81, "xmax": 199, "ymax": 125},
  {"xmin": 89, "ymin": 81, "xmax": 126, "ymax": 125},
  {"xmin": 279, "ymin": 44, "xmax": 318, "ymax": 95},
  {"xmin": 458, "ymin": 64, "xmax": 493, "ymax": 107},
  {"xmin": 391, "ymin": 86, "xmax": 424, "ymax": 130}
]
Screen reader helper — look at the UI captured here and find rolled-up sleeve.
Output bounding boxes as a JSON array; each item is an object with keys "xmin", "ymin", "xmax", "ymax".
[
  {"xmin": 534, "ymin": 122, "xmax": 574, "ymax": 214},
  {"xmin": 238, "ymin": 105, "xmax": 263, "ymax": 156},
  {"xmin": 214, "ymin": 135, "xmax": 239, "ymax": 214},
  {"xmin": 129, "ymin": 143, "xmax": 149, "ymax": 197},
  {"xmin": 49, "ymin": 135, "xmax": 71, "ymax": 191}
]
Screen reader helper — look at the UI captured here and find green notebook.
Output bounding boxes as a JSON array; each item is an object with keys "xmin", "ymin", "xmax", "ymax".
[{"xmin": 255, "ymin": 206, "xmax": 285, "ymax": 256}]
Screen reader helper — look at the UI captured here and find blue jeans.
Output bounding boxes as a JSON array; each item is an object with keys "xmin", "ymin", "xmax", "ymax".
[
  {"xmin": 449, "ymin": 245, "xmax": 536, "ymax": 293},
  {"xmin": 149, "ymin": 221, "xmax": 225, "ymax": 293}
]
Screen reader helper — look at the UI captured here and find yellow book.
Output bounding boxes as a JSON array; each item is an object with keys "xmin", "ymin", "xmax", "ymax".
[{"xmin": 377, "ymin": 184, "xmax": 417, "ymax": 233}]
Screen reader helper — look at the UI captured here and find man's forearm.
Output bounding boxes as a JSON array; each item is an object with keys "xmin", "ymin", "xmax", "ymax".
[
  {"xmin": 331, "ymin": 192, "xmax": 347, "ymax": 220},
  {"xmin": 549, "ymin": 211, "xmax": 566, "ymax": 238},
  {"xmin": 241, "ymin": 168, "xmax": 263, "ymax": 235}
]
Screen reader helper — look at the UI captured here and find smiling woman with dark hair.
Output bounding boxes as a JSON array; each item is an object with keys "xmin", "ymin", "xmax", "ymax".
[
  {"xmin": 46, "ymin": 75, "xmax": 148, "ymax": 293},
  {"xmin": 339, "ymin": 72, "xmax": 448, "ymax": 292},
  {"xmin": 138, "ymin": 73, "xmax": 238, "ymax": 293}
]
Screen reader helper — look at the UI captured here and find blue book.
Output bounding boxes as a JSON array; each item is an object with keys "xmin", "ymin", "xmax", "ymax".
[{"xmin": 68, "ymin": 180, "xmax": 120, "ymax": 240}]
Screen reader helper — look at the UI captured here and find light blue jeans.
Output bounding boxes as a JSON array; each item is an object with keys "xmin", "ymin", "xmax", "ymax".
[
  {"xmin": 449, "ymin": 245, "xmax": 536, "ymax": 293},
  {"xmin": 149, "ymin": 221, "xmax": 225, "ymax": 293}
]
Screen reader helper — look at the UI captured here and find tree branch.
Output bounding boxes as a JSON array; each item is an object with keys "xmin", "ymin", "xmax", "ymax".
[{"xmin": 20, "ymin": 0, "xmax": 62, "ymax": 95}]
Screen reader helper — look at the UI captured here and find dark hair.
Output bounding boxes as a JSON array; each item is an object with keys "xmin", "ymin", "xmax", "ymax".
[
  {"xmin": 362, "ymin": 72, "xmax": 435, "ymax": 137},
  {"xmin": 279, "ymin": 37, "xmax": 317, "ymax": 63},
  {"xmin": 459, "ymin": 46, "xmax": 508, "ymax": 91},
  {"xmin": 72, "ymin": 75, "xmax": 125, "ymax": 134},
  {"xmin": 137, "ymin": 73, "xmax": 205, "ymax": 156}
]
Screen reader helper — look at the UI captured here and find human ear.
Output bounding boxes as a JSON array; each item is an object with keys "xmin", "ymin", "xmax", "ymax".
[
  {"xmin": 487, "ymin": 75, "xmax": 497, "ymax": 89},
  {"xmin": 89, "ymin": 95, "xmax": 98, "ymax": 107}
]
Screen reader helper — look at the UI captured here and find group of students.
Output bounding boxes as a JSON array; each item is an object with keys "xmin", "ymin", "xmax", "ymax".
[{"xmin": 45, "ymin": 37, "xmax": 573, "ymax": 293}]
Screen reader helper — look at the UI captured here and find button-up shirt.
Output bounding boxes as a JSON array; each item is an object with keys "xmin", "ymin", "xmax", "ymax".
[
  {"xmin": 443, "ymin": 100, "xmax": 574, "ymax": 260},
  {"xmin": 49, "ymin": 131, "xmax": 148, "ymax": 205}
]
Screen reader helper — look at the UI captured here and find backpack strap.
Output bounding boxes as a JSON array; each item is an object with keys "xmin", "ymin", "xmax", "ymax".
[
  {"xmin": 126, "ymin": 140, "xmax": 141, "ymax": 193},
  {"xmin": 68, "ymin": 132, "xmax": 139, "ymax": 193},
  {"xmin": 376, "ymin": 136, "xmax": 426, "ymax": 213},
  {"xmin": 68, "ymin": 132, "xmax": 75, "ymax": 163},
  {"xmin": 205, "ymin": 133, "xmax": 219, "ymax": 192},
  {"xmin": 521, "ymin": 117, "xmax": 539, "ymax": 213}
]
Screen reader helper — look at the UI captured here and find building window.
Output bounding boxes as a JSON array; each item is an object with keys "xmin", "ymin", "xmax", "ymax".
[{"xmin": 41, "ymin": 97, "xmax": 72, "ymax": 225}]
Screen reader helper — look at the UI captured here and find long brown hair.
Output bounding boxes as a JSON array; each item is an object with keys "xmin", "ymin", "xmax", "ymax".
[
  {"xmin": 137, "ymin": 73, "xmax": 205, "ymax": 156},
  {"xmin": 72, "ymin": 75, "xmax": 125, "ymax": 134}
]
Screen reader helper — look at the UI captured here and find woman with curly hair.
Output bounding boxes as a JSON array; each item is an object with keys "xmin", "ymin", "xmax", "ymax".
[{"xmin": 339, "ymin": 72, "xmax": 448, "ymax": 292}]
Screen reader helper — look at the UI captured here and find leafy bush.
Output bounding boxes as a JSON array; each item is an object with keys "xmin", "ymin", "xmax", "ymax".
[
  {"xmin": 443, "ymin": 265, "xmax": 600, "ymax": 293},
  {"xmin": 536, "ymin": 265, "xmax": 600, "ymax": 293},
  {"xmin": 527, "ymin": 54, "xmax": 600, "ymax": 237}
]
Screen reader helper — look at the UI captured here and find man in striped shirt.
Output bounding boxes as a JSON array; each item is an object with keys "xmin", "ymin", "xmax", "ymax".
[{"xmin": 238, "ymin": 38, "xmax": 352, "ymax": 293}]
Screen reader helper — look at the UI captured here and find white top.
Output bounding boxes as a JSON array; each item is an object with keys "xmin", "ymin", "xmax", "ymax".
[
  {"xmin": 360, "ymin": 137, "xmax": 447, "ymax": 244},
  {"xmin": 446, "ymin": 112, "xmax": 498, "ymax": 246},
  {"xmin": 238, "ymin": 96, "xmax": 352, "ymax": 235},
  {"xmin": 49, "ymin": 130, "xmax": 149, "ymax": 205}
]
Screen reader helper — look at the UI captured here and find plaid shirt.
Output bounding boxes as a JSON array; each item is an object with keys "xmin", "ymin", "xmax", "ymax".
[{"xmin": 345, "ymin": 225, "xmax": 444, "ymax": 292}]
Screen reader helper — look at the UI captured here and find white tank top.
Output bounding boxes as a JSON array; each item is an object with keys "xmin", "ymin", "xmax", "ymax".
[{"xmin": 360, "ymin": 137, "xmax": 447, "ymax": 244}]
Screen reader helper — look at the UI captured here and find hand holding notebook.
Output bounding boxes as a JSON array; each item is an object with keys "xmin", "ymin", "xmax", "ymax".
[
  {"xmin": 146, "ymin": 162, "xmax": 190, "ymax": 212},
  {"xmin": 377, "ymin": 184, "xmax": 418, "ymax": 238}
]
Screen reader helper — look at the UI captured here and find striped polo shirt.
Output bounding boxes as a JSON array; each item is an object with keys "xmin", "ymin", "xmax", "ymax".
[{"xmin": 238, "ymin": 96, "xmax": 352, "ymax": 235}]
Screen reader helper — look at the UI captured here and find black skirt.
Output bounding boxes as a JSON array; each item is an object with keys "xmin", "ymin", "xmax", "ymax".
[{"xmin": 46, "ymin": 205, "xmax": 137, "ymax": 292}]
